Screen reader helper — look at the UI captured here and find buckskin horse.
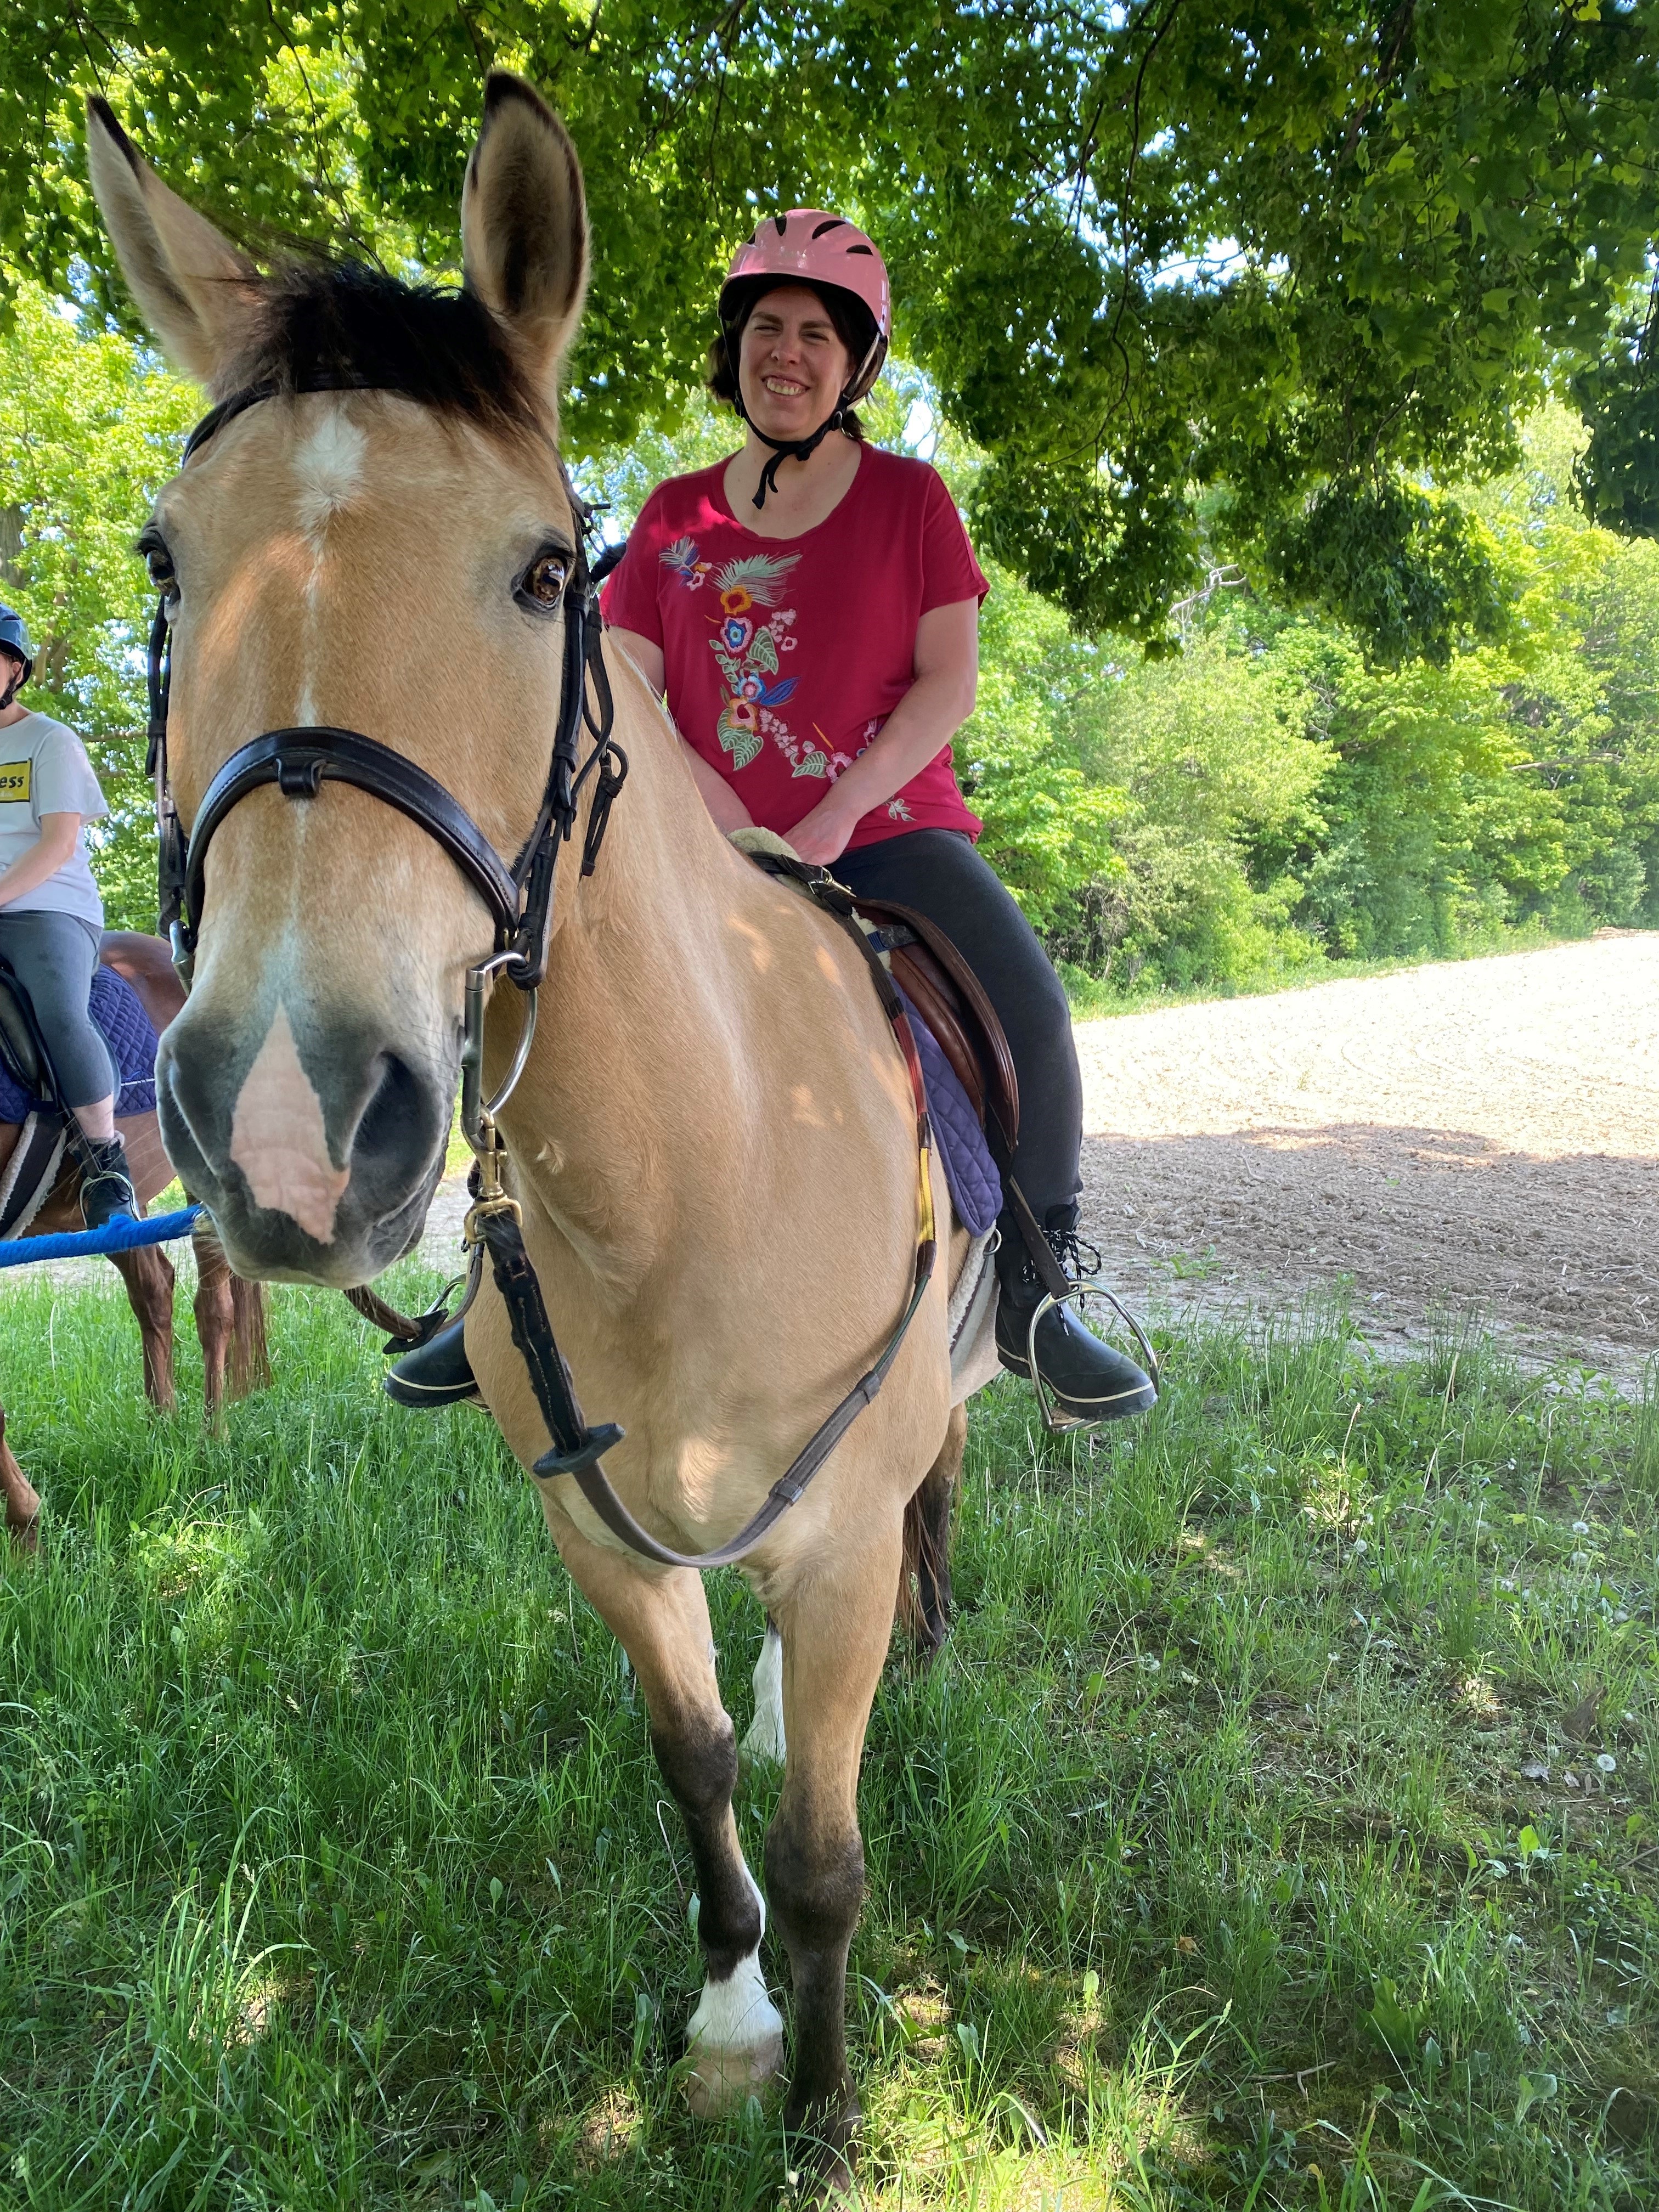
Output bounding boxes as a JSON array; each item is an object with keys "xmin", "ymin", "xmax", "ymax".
[
  {"xmin": 0, "ymin": 931, "xmax": 269, "ymax": 1549},
  {"xmin": 87, "ymin": 77, "xmax": 983, "ymax": 2186}
]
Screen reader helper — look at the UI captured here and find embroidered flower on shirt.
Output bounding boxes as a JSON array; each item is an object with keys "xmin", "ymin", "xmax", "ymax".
[
  {"xmin": 661, "ymin": 537, "xmax": 712, "ymax": 590},
  {"xmin": 712, "ymin": 554, "xmax": 800, "ymax": 608}
]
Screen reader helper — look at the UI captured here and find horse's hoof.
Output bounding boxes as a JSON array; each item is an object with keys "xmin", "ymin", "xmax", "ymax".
[
  {"xmin": 686, "ymin": 2024, "xmax": 786, "ymax": 2115},
  {"xmin": 783, "ymin": 2096, "xmax": 861, "ymax": 2202},
  {"xmin": 685, "ymin": 1957, "xmax": 786, "ymax": 2115},
  {"xmin": 7, "ymin": 1515, "xmax": 39, "ymax": 1554}
]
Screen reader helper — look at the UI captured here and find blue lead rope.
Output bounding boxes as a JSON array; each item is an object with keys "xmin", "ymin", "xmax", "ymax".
[{"xmin": 0, "ymin": 1204, "xmax": 204, "ymax": 1267}]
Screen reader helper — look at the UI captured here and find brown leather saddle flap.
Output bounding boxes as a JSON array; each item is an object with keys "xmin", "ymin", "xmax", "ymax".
[{"xmin": 850, "ymin": 897, "xmax": 1019, "ymax": 1161}]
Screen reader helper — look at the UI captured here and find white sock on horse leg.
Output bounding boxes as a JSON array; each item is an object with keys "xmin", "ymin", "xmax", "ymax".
[
  {"xmin": 740, "ymin": 1622, "xmax": 786, "ymax": 1764},
  {"xmin": 684, "ymin": 1871, "xmax": 785, "ymax": 2115}
]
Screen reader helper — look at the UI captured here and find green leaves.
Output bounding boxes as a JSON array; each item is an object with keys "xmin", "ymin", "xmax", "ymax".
[
  {"xmin": 1515, "ymin": 2069, "xmax": 1559, "ymax": 2123},
  {"xmin": 8, "ymin": 3, "xmax": 1659, "ymax": 655},
  {"xmin": 1358, "ymin": 1976, "xmax": 1424, "ymax": 2063},
  {"xmin": 1262, "ymin": 477, "xmax": 1514, "ymax": 669}
]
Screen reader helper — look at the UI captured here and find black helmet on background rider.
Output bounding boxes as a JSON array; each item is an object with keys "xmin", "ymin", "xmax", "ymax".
[{"xmin": 0, "ymin": 606, "xmax": 33, "ymax": 710}]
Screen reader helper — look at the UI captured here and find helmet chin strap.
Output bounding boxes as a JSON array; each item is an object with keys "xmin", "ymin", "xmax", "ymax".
[
  {"xmin": 0, "ymin": 663, "xmax": 22, "ymax": 713},
  {"xmin": 735, "ymin": 389, "xmax": 849, "ymax": 509}
]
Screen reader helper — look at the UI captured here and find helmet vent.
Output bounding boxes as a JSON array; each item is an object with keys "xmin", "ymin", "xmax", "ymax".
[
  {"xmin": 845, "ymin": 243, "xmax": 874, "ymax": 255},
  {"xmin": 811, "ymin": 218, "xmax": 848, "ymax": 238}
]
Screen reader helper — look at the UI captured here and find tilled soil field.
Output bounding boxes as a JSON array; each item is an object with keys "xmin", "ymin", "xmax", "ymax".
[{"xmin": 1075, "ymin": 932, "xmax": 1659, "ymax": 1380}]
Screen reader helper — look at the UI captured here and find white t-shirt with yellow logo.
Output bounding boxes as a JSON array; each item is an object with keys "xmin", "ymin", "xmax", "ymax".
[{"xmin": 0, "ymin": 712, "xmax": 108, "ymax": 927}]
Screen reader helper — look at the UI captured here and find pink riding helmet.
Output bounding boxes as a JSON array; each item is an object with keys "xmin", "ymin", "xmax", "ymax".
[{"xmin": 719, "ymin": 211, "xmax": 890, "ymax": 401}]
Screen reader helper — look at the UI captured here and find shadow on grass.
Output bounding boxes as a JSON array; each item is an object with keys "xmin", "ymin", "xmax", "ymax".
[{"xmin": 0, "ymin": 1276, "xmax": 1654, "ymax": 2208}]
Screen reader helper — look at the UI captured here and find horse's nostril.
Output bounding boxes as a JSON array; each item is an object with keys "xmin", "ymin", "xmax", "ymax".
[{"xmin": 354, "ymin": 1052, "xmax": 425, "ymax": 1166}]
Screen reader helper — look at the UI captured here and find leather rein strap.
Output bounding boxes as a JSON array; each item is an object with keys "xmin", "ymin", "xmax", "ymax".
[{"xmin": 505, "ymin": 853, "xmax": 938, "ymax": 1569}]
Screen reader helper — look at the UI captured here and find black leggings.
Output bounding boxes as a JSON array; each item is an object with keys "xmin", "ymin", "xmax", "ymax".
[
  {"xmin": 0, "ymin": 910, "xmax": 115, "ymax": 1111},
  {"xmin": 832, "ymin": 829, "xmax": 1081, "ymax": 1227}
]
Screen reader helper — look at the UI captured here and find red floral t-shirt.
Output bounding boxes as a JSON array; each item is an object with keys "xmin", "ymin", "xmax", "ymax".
[{"xmin": 600, "ymin": 446, "xmax": 989, "ymax": 850}]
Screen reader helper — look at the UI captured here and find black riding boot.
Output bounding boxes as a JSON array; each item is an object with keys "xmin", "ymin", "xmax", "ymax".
[
  {"xmin": 78, "ymin": 1134, "xmax": 137, "ymax": 1231},
  {"xmin": 385, "ymin": 1314, "xmax": 481, "ymax": 1408},
  {"xmin": 995, "ymin": 1204, "xmax": 1156, "ymax": 1425}
]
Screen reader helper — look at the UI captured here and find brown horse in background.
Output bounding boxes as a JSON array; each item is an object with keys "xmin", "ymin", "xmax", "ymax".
[{"xmin": 0, "ymin": 930, "xmax": 268, "ymax": 1548}]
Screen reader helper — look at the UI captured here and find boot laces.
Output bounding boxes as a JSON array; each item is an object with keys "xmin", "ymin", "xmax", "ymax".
[
  {"xmin": 1020, "ymin": 1226, "xmax": 1101, "ymax": 1290},
  {"xmin": 1047, "ymin": 1227, "xmax": 1102, "ymax": 1283}
]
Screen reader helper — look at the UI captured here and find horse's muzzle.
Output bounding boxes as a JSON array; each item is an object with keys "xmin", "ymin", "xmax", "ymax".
[{"xmin": 155, "ymin": 1000, "xmax": 453, "ymax": 1285}]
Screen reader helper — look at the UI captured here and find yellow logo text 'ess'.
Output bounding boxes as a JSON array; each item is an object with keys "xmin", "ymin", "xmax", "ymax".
[{"xmin": 0, "ymin": 763, "xmax": 31, "ymax": 805}]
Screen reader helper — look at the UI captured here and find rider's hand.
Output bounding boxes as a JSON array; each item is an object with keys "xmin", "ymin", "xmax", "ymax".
[{"xmin": 788, "ymin": 793, "xmax": 859, "ymax": 866}]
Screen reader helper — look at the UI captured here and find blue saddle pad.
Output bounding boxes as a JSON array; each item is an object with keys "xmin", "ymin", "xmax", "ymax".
[
  {"xmin": 0, "ymin": 965, "xmax": 159, "ymax": 1124},
  {"xmin": 895, "ymin": 984, "xmax": 1002, "ymax": 1237}
]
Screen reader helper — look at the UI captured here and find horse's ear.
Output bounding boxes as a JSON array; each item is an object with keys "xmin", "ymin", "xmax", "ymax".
[
  {"xmin": 461, "ymin": 75, "xmax": 588, "ymax": 416},
  {"xmin": 84, "ymin": 97, "xmax": 262, "ymax": 390}
]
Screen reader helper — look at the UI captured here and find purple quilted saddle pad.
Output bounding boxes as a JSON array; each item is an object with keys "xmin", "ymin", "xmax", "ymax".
[
  {"xmin": 895, "ymin": 984, "xmax": 1002, "ymax": 1236},
  {"xmin": 0, "ymin": 965, "xmax": 159, "ymax": 1124}
]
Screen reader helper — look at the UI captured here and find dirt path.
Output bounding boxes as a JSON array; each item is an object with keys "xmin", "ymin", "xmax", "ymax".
[
  {"xmin": 14, "ymin": 935, "xmax": 1654, "ymax": 1386},
  {"xmin": 1075, "ymin": 932, "xmax": 1659, "ymax": 1381}
]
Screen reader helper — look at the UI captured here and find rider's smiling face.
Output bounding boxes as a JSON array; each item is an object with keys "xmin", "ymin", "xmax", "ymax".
[{"xmin": 737, "ymin": 285, "xmax": 854, "ymax": 444}]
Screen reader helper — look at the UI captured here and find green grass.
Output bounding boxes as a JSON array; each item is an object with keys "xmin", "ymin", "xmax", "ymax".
[{"xmin": 1, "ymin": 1272, "xmax": 1656, "ymax": 2209}]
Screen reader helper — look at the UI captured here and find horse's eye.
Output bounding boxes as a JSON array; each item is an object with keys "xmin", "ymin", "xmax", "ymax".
[
  {"xmin": 138, "ymin": 532, "xmax": 176, "ymax": 594},
  {"xmin": 519, "ymin": 551, "xmax": 570, "ymax": 610}
]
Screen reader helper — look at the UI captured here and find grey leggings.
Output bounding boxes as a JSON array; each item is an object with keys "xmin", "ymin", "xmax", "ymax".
[{"xmin": 0, "ymin": 910, "xmax": 116, "ymax": 1110}]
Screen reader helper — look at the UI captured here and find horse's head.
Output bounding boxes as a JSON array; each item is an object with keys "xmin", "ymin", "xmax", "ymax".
[{"xmin": 87, "ymin": 76, "xmax": 590, "ymax": 1284}]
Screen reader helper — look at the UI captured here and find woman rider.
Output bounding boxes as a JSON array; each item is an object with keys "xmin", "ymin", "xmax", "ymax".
[
  {"xmin": 0, "ymin": 606, "xmax": 137, "ymax": 1229},
  {"xmin": 391, "ymin": 216, "xmax": 1153, "ymax": 1425}
]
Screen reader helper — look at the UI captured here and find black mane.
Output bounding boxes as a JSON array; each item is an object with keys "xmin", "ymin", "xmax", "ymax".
[{"xmin": 229, "ymin": 260, "xmax": 545, "ymax": 436}]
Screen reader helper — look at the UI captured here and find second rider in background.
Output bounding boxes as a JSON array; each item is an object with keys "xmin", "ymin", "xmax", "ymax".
[{"xmin": 0, "ymin": 606, "xmax": 137, "ymax": 1231}]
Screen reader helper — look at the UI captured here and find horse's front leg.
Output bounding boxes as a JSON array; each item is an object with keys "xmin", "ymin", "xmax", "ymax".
[
  {"xmin": 189, "ymin": 1228, "xmax": 234, "ymax": 1419},
  {"xmin": 227, "ymin": 1274, "xmax": 271, "ymax": 1397},
  {"xmin": 0, "ymin": 1407, "xmax": 40, "ymax": 1550},
  {"xmin": 533, "ymin": 1493, "xmax": 783, "ymax": 2112},
  {"xmin": 763, "ymin": 1506, "xmax": 906, "ymax": 2190},
  {"xmin": 109, "ymin": 1243, "xmax": 176, "ymax": 1412}
]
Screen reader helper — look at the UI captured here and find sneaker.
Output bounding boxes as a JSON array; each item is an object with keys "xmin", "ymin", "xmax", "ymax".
[
  {"xmin": 78, "ymin": 1136, "xmax": 138, "ymax": 1231},
  {"xmin": 385, "ymin": 1315, "xmax": 482, "ymax": 1408},
  {"xmin": 995, "ymin": 1215, "xmax": 1156, "ymax": 1425}
]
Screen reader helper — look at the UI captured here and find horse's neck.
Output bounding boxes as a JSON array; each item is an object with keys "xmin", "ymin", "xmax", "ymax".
[{"xmin": 498, "ymin": 686, "xmax": 785, "ymax": 1289}]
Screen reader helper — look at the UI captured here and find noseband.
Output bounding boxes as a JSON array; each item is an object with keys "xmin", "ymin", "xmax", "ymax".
[{"xmin": 144, "ymin": 375, "xmax": 628, "ymax": 1001}]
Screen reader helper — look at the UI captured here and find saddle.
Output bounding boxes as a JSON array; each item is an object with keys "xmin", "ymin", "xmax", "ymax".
[
  {"xmin": 0, "ymin": 960, "xmax": 71, "ymax": 1239},
  {"xmin": 851, "ymin": 900, "xmax": 1019, "ymax": 1168},
  {"xmin": 0, "ymin": 960, "xmax": 58, "ymax": 1108}
]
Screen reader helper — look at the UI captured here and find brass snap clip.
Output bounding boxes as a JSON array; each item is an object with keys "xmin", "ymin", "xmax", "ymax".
[{"xmin": 463, "ymin": 1110, "xmax": 522, "ymax": 1246}]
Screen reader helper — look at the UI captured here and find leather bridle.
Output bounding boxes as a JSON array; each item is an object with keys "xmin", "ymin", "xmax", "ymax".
[
  {"xmin": 144, "ymin": 374, "xmax": 628, "ymax": 997},
  {"xmin": 144, "ymin": 371, "xmax": 939, "ymax": 1572}
]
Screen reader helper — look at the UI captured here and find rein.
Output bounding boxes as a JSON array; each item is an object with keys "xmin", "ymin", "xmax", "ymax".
[{"xmin": 150, "ymin": 376, "xmax": 936, "ymax": 1571}]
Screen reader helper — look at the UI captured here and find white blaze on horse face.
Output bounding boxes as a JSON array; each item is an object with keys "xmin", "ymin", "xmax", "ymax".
[
  {"xmin": 684, "ymin": 1873, "xmax": 785, "ymax": 2116},
  {"xmin": 292, "ymin": 410, "xmax": 368, "ymax": 558},
  {"xmin": 228, "ymin": 1002, "xmax": 349, "ymax": 1242},
  {"xmin": 289, "ymin": 409, "xmax": 368, "ymax": 744}
]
